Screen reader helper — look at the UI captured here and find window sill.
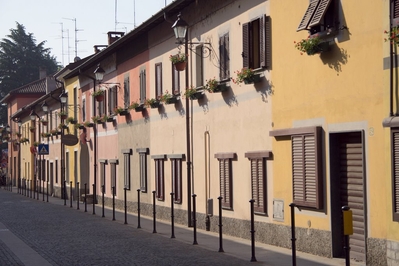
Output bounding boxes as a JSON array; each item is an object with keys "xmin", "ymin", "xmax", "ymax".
[{"xmin": 310, "ymin": 28, "xmax": 338, "ymax": 41}]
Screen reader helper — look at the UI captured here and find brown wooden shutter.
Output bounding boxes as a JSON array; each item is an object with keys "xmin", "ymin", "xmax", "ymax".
[
  {"xmin": 264, "ymin": 16, "xmax": 272, "ymax": 69},
  {"xmin": 292, "ymin": 131, "xmax": 322, "ymax": 209},
  {"xmin": 393, "ymin": 0, "xmax": 399, "ymax": 26},
  {"xmin": 251, "ymin": 158, "xmax": 265, "ymax": 213},
  {"xmin": 259, "ymin": 16, "xmax": 266, "ymax": 68},
  {"xmin": 297, "ymin": 0, "xmax": 319, "ymax": 31},
  {"xmin": 219, "ymin": 159, "xmax": 232, "ymax": 208},
  {"xmin": 393, "ymin": 130, "xmax": 399, "ymax": 221},
  {"xmin": 309, "ymin": 0, "xmax": 332, "ymax": 27},
  {"xmin": 225, "ymin": 34, "xmax": 230, "ymax": 79},
  {"xmin": 219, "ymin": 36, "xmax": 225, "ymax": 80},
  {"xmin": 108, "ymin": 87, "xmax": 112, "ymax": 115},
  {"xmin": 242, "ymin": 22, "xmax": 249, "ymax": 68},
  {"xmin": 155, "ymin": 63, "xmax": 162, "ymax": 98}
]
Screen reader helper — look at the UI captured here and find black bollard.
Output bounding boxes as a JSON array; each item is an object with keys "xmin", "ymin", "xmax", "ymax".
[
  {"xmin": 152, "ymin": 191, "xmax": 157, "ymax": 233},
  {"xmin": 124, "ymin": 187, "xmax": 127, "ymax": 224},
  {"xmin": 37, "ymin": 179, "xmax": 39, "ymax": 200},
  {"xmin": 192, "ymin": 194, "xmax": 198, "ymax": 245},
  {"xmin": 84, "ymin": 183, "xmax": 87, "ymax": 213},
  {"xmin": 76, "ymin": 182, "xmax": 79, "ymax": 210},
  {"xmin": 218, "ymin": 196, "xmax": 224, "ymax": 252},
  {"xmin": 34, "ymin": 180, "xmax": 36, "ymax": 199},
  {"xmin": 102, "ymin": 185, "xmax": 105, "ymax": 217},
  {"xmin": 112, "ymin": 186, "xmax": 115, "ymax": 221},
  {"xmin": 137, "ymin": 189, "xmax": 141, "ymax": 228},
  {"xmin": 342, "ymin": 206, "xmax": 352, "ymax": 266},
  {"xmin": 42, "ymin": 180, "xmax": 44, "ymax": 201},
  {"xmin": 92, "ymin": 184, "xmax": 95, "ymax": 215},
  {"xmin": 170, "ymin": 192, "xmax": 175, "ymax": 238},
  {"xmin": 64, "ymin": 180, "xmax": 66, "ymax": 206},
  {"xmin": 289, "ymin": 203, "xmax": 297, "ymax": 266},
  {"xmin": 70, "ymin": 181, "xmax": 73, "ymax": 208},
  {"xmin": 46, "ymin": 181, "xmax": 49, "ymax": 202},
  {"xmin": 249, "ymin": 199, "xmax": 257, "ymax": 262},
  {"xmin": 30, "ymin": 180, "xmax": 32, "ymax": 198}
]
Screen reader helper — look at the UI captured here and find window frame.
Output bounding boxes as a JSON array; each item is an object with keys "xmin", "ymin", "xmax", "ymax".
[
  {"xmin": 124, "ymin": 75, "xmax": 130, "ymax": 109},
  {"xmin": 152, "ymin": 155, "xmax": 166, "ymax": 201},
  {"xmin": 137, "ymin": 148, "xmax": 148, "ymax": 193},
  {"xmin": 99, "ymin": 159, "xmax": 107, "ymax": 195},
  {"xmin": 155, "ymin": 63, "xmax": 163, "ymax": 99},
  {"xmin": 215, "ymin": 152, "xmax": 236, "ymax": 210},
  {"xmin": 168, "ymin": 154, "xmax": 184, "ymax": 204},
  {"xmin": 219, "ymin": 33, "xmax": 230, "ymax": 81},
  {"xmin": 122, "ymin": 149, "xmax": 132, "ymax": 190},
  {"xmin": 270, "ymin": 126, "xmax": 323, "ymax": 210},
  {"xmin": 108, "ymin": 85, "xmax": 118, "ymax": 115},
  {"xmin": 172, "ymin": 63, "xmax": 180, "ymax": 95},
  {"xmin": 245, "ymin": 151, "xmax": 272, "ymax": 215},
  {"xmin": 139, "ymin": 69, "xmax": 146, "ymax": 103},
  {"xmin": 109, "ymin": 159, "xmax": 118, "ymax": 196}
]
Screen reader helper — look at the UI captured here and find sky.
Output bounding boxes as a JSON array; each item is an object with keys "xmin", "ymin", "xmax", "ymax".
[{"xmin": 0, "ymin": 0, "xmax": 173, "ymax": 66}]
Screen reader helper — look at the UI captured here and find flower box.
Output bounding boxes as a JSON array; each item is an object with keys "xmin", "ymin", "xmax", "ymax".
[
  {"xmin": 95, "ymin": 94, "xmax": 104, "ymax": 102},
  {"xmin": 149, "ymin": 101, "xmax": 161, "ymax": 109},
  {"xmin": 134, "ymin": 104, "xmax": 146, "ymax": 112},
  {"xmin": 243, "ymin": 73, "xmax": 262, "ymax": 84},
  {"xmin": 165, "ymin": 96, "xmax": 180, "ymax": 104},
  {"xmin": 306, "ymin": 42, "xmax": 330, "ymax": 55},
  {"xmin": 212, "ymin": 83, "xmax": 229, "ymax": 93},
  {"xmin": 119, "ymin": 109, "xmax": 129, "ymax": 116},
  {"xmin": 190, "ymin": 91, "xmax": 205, "ymax": 100}
]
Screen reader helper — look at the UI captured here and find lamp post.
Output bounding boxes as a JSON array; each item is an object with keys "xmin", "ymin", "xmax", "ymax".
[
  {"xmin": 172, "ymin": 13, "xmax": 192, "ymax": 227},
  {"xmin": 60, "ymin": 91, "xmax": 67, "ymax": 200},
  {"xmin": 30, "ymin": 110, "xmax": 41, "ymax": 197}
]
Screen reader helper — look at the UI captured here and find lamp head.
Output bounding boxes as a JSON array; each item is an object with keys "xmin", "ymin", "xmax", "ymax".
[
  {"xmin": 94, "ymin": 64, "xmax": 105, "ymax": 82},
  {"xmin": 172, "ymin": 13, "xmax": 188, "ymax": 44}
]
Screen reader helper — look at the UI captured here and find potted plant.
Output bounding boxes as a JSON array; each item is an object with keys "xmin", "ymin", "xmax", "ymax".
[
  {"xmin": 184, "ymin": 86, "xmax": 204, "ymax": 100},
  {"xmin": 20, "ymin": 137, "xmax": 28, "ymax": 143},
  {"xmin": 160, "ymin": 91, "xmax": 179, "ymax": 105},
  {"xmin": 145, "ymin": 98, "xmax": 161, "ymax": 108},
  {"xmin": 205, "ymin": 78, "xmax": 229, "ymax": 93},
  {"xmin": 58, "ymin": 111, "xmax": 68, "ymax": 120},
  {"xmin": 91, "ymin": 115, "xmax": 102, "ymax": 124},
  {"xmin": 50, "ymin": 129, "xmax": 58, "ymax": 135},
  {"xmin": 84, "ymin": 121, "xmax": 94, "ymax": 128},
  {"xmin": 15, "ymin": 132, "xmax": 22, "ymax": 138},
  {"xmin": 33, "ymin": 141, "xmax": 39, "ymax": 147},
  {"xmin": 58, "ymin": 123, "xmax": 67, "ymax": 130},
  {"xmin": 29, "ymin": 126, "xmax": 36, "ymax": 132},
  {"xmin": 114, "ymin": 106, "xmax": 129, "ymax": 116},
  {"xmin": 75, "ymin": 123, "xmax": 85, "ymax": 130},
  {"xmin": 92, "ymin": 89, "xmax": 105, "ymax": 102},
  {"xmin": 294, "ymin": 35, "xmax": 329, "ymax": 55},
  {"xmin": 40, "ymin": 119, "xmax": 48, "ymax": 126},
  {"xmin": 232, "ymin": 68, "xmax": 262, "ymax": 85},
  {"xmin": 170, "ymin": 52, "xmax": 188, "ymax": 71},
  {"xmin": 101, "ymin": 114, "xmax": 113, "ymax": 123},
  {"xmin": 66, "ymin": 117, "xmax": 77, "ymax": 124}
]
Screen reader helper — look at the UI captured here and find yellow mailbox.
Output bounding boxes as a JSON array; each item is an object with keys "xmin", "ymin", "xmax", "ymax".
[{"xmin": 342, "ymin": 207, "xmax": 353, "ymax": 236}]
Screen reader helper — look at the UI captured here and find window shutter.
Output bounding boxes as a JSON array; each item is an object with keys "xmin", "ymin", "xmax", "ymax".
[
  {"xmin": 393, "ymin": 0, "xmax": 399, "ymax": 26},
  {"xmin": 108, "ymin": 87, "xmax": 112, "ymax": 115},
  {"xmin": 242, "ymin": 22, "xmax": 249, "ymax": 68},
  {"xmin": 251, "ymin": 159, "xmax": 265, "ymax": 213},
  {"xmin": 308, "ymin": 0, "xmax": 332, "ymax": 27},
  {"xmin": 155, "ymin": 63, "xmax": 162, "ymax": 98},
  {"xmin": 225, "ymin": 34, "xmax": 230, "ymax": 79},
  {"xmin": 140, "ymin": 153, "xmax": 147, "ymax": 192},
  {"xmin": 219, "ymin": 159, "xmax": 231, "ymax": 208},
  {"xmin": 219, "ymin": 36, "xmax": 225, "ymax": 80},
  {"xmin": 393, "ymin": 130, "xmax": 399, "ymax": 221},
  {"xmin": 297, "ymin": 0, "xmax": 319, "ymax": 31}
]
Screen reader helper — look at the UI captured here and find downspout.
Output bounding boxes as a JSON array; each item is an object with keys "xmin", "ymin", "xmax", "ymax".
[
  {"xmin": 54, "ymin": 79, "xmax": 65, "ymax": 199},
  {"xmin": 185, "ymin": 33, "xmax": 192, "ymax": 227},
  {"xmin": 390, "ymin": 1, "xmax": 394, "ymax": 117},
  {"xmin": 204, "ymin": 131, "xmax": 211, "ymax": 231}
]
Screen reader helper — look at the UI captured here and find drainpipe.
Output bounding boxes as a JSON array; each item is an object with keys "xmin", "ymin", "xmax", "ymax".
[
  {"xmin": 204, "ymin": 131, "xmax": 210, "ymax": 231},
  {"xmin": 54, "ymin": 79, "xmax": 65, "ymax": 199},
  {"xmin": 390, "ymin": 1, "xmax": 394, "ymax": 116},
  {"xmin": 185, "ymin": 33, "xmax": 192, "ymax": 227}
]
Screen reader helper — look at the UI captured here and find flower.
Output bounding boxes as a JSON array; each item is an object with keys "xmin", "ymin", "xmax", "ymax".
[
  {"xmin": 205, "ymin": 78, "xmax": 219, "ymax": 92},
  {"xmin": 159, "ymin": 91, "xmax": 173, "ymax": 103},
  {"xmin": 294, "ymin": 36, "xmax": 321, "ymax": 55},
  {"xmin": 91, "ymin": 115, "xmax": 101, "ymax": 123},
  {"xmin": 91, "ymin": 89, "xmax": 105, "ymax": 97},
  {"xmin": 169, "ymin": 52, "xmax": 188, "ymax": 64},
  {"xmin": 385, "ymin": 27, "xmax": 399, "ymax": 45},
  {"xmin": 129, "ymin": 100, "xmax": 140, "ymax": 110},
  {"xmin": 114, "ymin": 106, "xmax": 126, "ymax": 114},
  {"xmin": 233, "ymin": 68, "xmax": 255, "ymax": 84},
  {"xmin": 183, "ymin": 86, "xmax": 197, "ymax": 98},
  {"xmin": 145, "ymin": 98, "xmax": 159, "ymax": 107}
]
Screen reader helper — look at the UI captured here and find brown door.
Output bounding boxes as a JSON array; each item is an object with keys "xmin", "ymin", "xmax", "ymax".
[{"xmin": 330, "ymin": 131, "xmax": 366, "ymax": 262}]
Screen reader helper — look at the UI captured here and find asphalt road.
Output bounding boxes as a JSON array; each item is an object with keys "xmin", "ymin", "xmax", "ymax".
[{"xmin": 0, "ymin": 189, "xmax": 249, "ymax": 266}]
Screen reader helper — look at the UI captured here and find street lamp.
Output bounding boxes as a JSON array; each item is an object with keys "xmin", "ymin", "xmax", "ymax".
[
  {"xmin": 41, "ymin": 101, "xmax": 48, "ymax": 113},
  {"xmin": 172, "ymin": 13, "xmax": 192, "ymax": 227},
  {"xmin": 59, "ymin": 91, "xmax": 68, "ymax": 203},
  {"xmin": 94, "ymin": 64, "xmax": 105, "ymax": 83}
]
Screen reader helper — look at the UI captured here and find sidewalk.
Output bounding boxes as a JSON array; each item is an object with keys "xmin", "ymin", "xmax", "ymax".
[{"xmin": 8, "ymin": 186, "xmax": 359, "ymax": 266}]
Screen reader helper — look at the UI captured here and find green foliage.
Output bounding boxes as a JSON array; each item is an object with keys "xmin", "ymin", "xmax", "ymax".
[{"xmin": 0, "ymin": 22, "xmax": 61, "ymax": 125}]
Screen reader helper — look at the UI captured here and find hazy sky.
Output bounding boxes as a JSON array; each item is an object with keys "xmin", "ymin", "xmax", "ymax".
[{"xmin": 0, "ymin": 0, "xmax": 173, "ymax": 66}]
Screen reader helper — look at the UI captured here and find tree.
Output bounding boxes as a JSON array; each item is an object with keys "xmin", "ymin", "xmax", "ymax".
[{"xmin": 0, "ymin": 22, "xmax": 60, "ymax": 124}]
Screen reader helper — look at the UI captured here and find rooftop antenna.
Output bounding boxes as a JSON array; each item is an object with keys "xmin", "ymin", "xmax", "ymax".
[
  {"xmin": 134, "ymin": 0, "xmax": 136, "ymax": 28},
  {"xmin": 60, "ymin": 23, "xmax": 65, "ymax": 66},
  {"xmin": 63, "ymin": 17, "xmax": 83, "ymax": 59}
]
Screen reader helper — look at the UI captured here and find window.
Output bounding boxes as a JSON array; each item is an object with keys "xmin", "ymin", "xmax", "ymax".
[
  {"xmin": 215, "ymin": 153, "xmax": 236, "ymax": 209},
  {"xmin": 97, "ymin": 90, "xmax": 106, "ymax": 116},
  {"xmin": 297, "ymin": 0, "xmax": 338, "ymax": 35},
  {"xmin": 245, "ymin": 151, "xmax": 272, "ymax": 215},
  {"xmin": 108, "ymin": 86, "xmax": 117, "ymax": 115},
  {"xmin": 392, "ymin": 129, "xmax": 399, "ymax": 221},
  {"xmin": 55, "ymin": 160, "xmax": 58, "ymax": 184},
  {"xmin": 270, "ymin": 126, "xmax": 323, "ymax": 209},
  {"xmin": 66, "ymin": 152, "xmax": 70, "ymax": 183},
  {"xmin": 219, "ymin": 33, "xmax": 230, "ymax": 81},
  {"xmin": 195, "ymin": 45, "xmax": 204, "ymax": 88},
  {"xmin": 99, "ymin": 160, "xmax": 107, "ymax": 194},
  {"xmin": 109, "ymin": 159, "xmax": 118, "ymax": 196},
  {"xmin": 155, "ymin": 63, "xmax": 162, "ymax": 99},
  {"xmin": 82, "ymin": 98, "xmax": 86, "ymax": 122},
  {"xmin": 122, "ymin": 149, "xmax": 132, "ymax": 190},
  {"xmin": 152, "ymin": 155, "xmax": 166, "ymax": 201},
  {"xmin": 137, "ymin": 148, "xmax": 148, "ymax": 193},
  {"xmin": 393, "ymin": 0, "xmax": 399, "ymax": 27},
  {"xmin": 242, "ymin": 15, "xmax": 270, "ymax": 69},
  {"xmin": 124, "ymin": 75, "xmax": 130, "ymax": 108},
  {"xmin": 169, "ymin": 154, "xmax": 184, "ymax": 204},
  {"xmin": 139, "ymin": 69, "xmax": 146, "ymax": 103},
  {"xmin": 172, "ymin": 63, "xmax": 180, "ymax": 94}
]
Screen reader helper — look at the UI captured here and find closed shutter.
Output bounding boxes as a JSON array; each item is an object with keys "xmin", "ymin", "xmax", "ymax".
[
  {"xmin": 172, "ymin": 63, "xmax": 180, "ymax": 94},
  {"xmin": 292, "ymin": 132, "xmax": 322, "ymax": 209},
  {"xmin": 259, "ymin": 16, "xmax": 266, "ymax": 69},
  {"xmin": 251, "ymin": 158, "xmax": 266, "ymax": 213},
  {"xmin": 393, "ymin": 130, "xmax": 399, "ymax": 221},
  {"xmin": 124, "ymin": 76, "xmax": 130, "ymax": 108},
  {"xmin": 155, "ymin": 159, "xmax": 164, "ymax": 200},
  {"xmin": 172, "ymin": 159, "xmax": 182, "ymax": 203},
  {"xmin": 264, "ymin": 16, "xmax": 272, "ymax": 69},
  {"xmin": 219, "ymin": 159, "xmax": 232, "ymax": 208},
  {"xmin": 155, "ymin": 63, "xmax": 162, "ymax": 98},
  {"xmin": 111, "ymin": 162, "xmax": 116, "ymax": 195},
  {"xmin": 309, "ymin": 0, "xmax": 332, "ymax": 27},
  {"xmin": 140, "ymin": 153, "xmax": 147, "ymax": 192},
  {"xmin": 242, "ymin": 23, "xmax": 249, "ymax": 68},
  {"xmin": 393, "ymin": 0, "xmax": 399, "ymax": 26},
  {"xmin": 297, "ymin": 0, "xmax": 319, "ymax": 31},
  {"xmin": 225, "ymin": 34, "xmax": 230, "ymax": 79},
  {"xmin": 108, "ymin": 87, "xmax": 112, "ymax": 115}
]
